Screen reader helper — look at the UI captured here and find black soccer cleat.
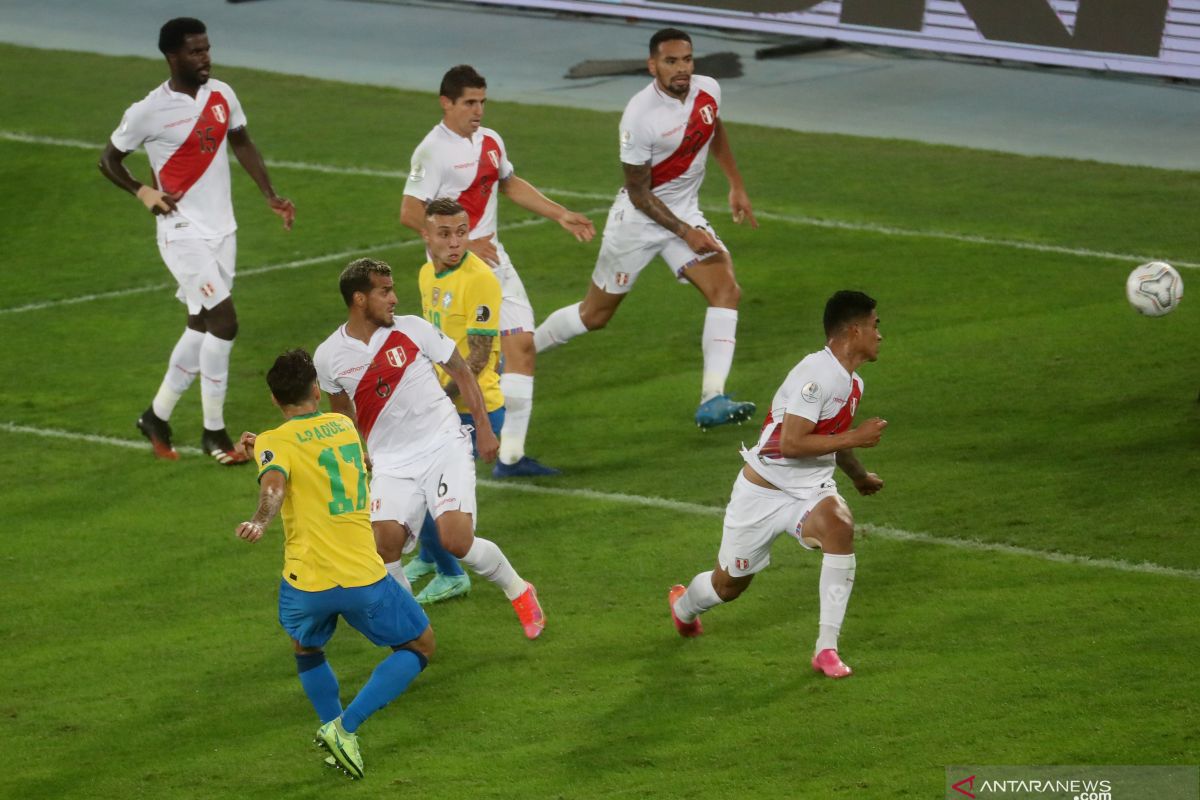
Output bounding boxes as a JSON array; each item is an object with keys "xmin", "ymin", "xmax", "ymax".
[{"xmin": 136, "ymin": 407, "xmax": 179, "ymax": 461}]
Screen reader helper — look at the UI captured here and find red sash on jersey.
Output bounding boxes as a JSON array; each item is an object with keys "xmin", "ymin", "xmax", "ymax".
[
  {"xmin": 651, "ymin": 90, "xmax": 717, "ymax": 189},
  {"xmin": 757, "ymin": 380, "xmax": 862, "ymax": 458},
  {"xmin": 352, "ymin": 331, "xmax": 421, "ymax": 441},
  {"xmin": 457, "ymin": 135, "xmax": 502, "ymax": 230},
  {"xmin": 157, "ymin": 91, "xmax": 231, "ymax": 197}
]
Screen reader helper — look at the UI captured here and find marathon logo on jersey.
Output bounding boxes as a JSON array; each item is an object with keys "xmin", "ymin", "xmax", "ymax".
[
  {"xmin": 801, "ymin": 381, "xmax": 820, "ymax": 403},
  {"xmin": 699, "ymin": 104, "xmax": 715, "ymax": 125},
  {"xmin": 259, "ymin": 450, "xmax": 274, "ymax": 466},
  {"xmin": 211, "ymin": 103, "xmax": 227, "ymax": 125},
  {"xmin": 616, "ymin": 272, "xmax": 630, "ymax": 287},
  {"xmin": 475, "ymin": 304, "xmax": 492, "ymax": 323},
  {"xmin": 384, "ymin": 346, "xmax": 408, "ymax": 369}
]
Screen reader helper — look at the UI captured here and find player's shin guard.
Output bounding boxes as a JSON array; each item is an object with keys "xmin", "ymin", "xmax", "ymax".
[
  {"xmin": 152, "ymin": 327, "xmax": 204, "ymax": 421},
  {"xmin": 341, "ymin": 649, "xmax": 426, "ymax": 733},
  {"xmin": 701, "ymin": 307, "xmax": 738, "ymax": 403},
  {"xmin": 460, "ymin": 537, "xmax": 526, "ymax": 600},
  {"xmin": 674, "ymin": 570, "xmax": 724, "ymax": 622},
  {"xmin": 816, "ymin": 553, "xmax": 856, "ymax": 652},
  {"xmin": 498, "ymin": 373, "xmax": 533, "ymax": 464},
  {"xmin": 199, "ymin": 333, "xmax": 234, "ymax": 431},
  {"xmin": 296, "ymin": 651, "xmax": 343, "ymax": 725},
  {"xmin": 533, "ymin": 302, "xmax": 587, "ymax": 352}
]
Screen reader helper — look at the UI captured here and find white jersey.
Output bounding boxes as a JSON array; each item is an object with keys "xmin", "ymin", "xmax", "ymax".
[
  {"xmin": 743, "ymin": 347, "xmax": 864, "ymax": 496},
  {"xmin": 403, "ymin": 122, "xmax": 515, "ymax": 241},
  {"xmin": 110, "ymin": 78, "xmax": 247, "ymax": 243},
  {"xmin": 616, "ymin": 74, "xmax": 721, "ymax": 218},
  {"xmin": 314, "ymin": 316, "xmax": 460, "ymax": 472}
]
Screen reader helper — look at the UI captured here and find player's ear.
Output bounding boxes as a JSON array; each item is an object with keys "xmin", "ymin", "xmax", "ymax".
[{"xmin": 439, "ymin": 95, "xmax": 453, "ymax": 114}]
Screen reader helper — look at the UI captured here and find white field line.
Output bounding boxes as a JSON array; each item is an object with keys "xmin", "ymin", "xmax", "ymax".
[
  {"xmin": 6, "ymin": 129, "xmax": 1196, "ymax": 270},
  {"xmin": 3, "ymin": 419, "xmax": 1196, "ymax": 582}
]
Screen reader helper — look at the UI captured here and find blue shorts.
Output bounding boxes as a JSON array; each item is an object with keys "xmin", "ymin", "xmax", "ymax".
[
  {"xmin": 460, "ymin": 408, "xmax": 504, "ymax": 456},
  {"xmin": 278, "ymin": 576, "xmax": 430, "ymax": 649}
]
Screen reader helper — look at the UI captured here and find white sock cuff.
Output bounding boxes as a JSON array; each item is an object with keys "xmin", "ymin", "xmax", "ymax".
[
  {"xmin": 705, "ymin": 307, "xmax": 738, "ymax": 323},
  {"xmin": 499, "ymin": 373, "xmax": 533, "ymax": 399},
  {"xmin": 822, "ymin": 553, "xmax": 856, "ymax": 569}
]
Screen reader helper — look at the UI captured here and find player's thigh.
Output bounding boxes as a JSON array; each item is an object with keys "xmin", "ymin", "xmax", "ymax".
[
  {"xmin": 591, "ymin": 205, "xmax": 668, "ymax": 295},
  {"xmin": 369, "ymin": 472, "xmax": 427, "ymax": 555},
  {"xmin": 793, "ymin": 491, "xmax": 855, "ymax": 553},
  {"xmin": 717, "ymin": 473, "xmax": 798, "ymax": 577},
  {"xmin": 421, "ymin": 437, "xmax": 478, "ymax": 553},
  {"xmin": 493, "ymin": 242, "xmax": 537, "ymax": 337},
  {"xmin": 341, "ymin": 577, "xmax": 431, "ymax": 648},
  {"xmin": 663, "ymin": 212, "xmax": 732, "ymax": 291},
  {"xmin": 371, "ymin": 519, "xmax": 411, "ymax": 562},
  {"xmin": 277, "ymin": 579, "xmax": 340, "ymax": 649},
  {"xmin": 158, "ymin": 237, "xmax": 233, "ymax": 315}
]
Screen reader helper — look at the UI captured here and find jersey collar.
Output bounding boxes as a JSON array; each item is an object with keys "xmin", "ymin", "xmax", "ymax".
[
  {"xmin": 650, "ymin": 78, "xmax": 696, "ymax": 106},
  {"xmin": 822, "ymin": 346, "xmax": 852, "ymax": 381}
]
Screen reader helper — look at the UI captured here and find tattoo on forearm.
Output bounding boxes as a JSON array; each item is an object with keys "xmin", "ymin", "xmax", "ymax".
[
  {"xmin": 466, "ymin": 335, "xmax": 493, "ymax": 375},
  {"xmin": 252, "ymin": 485, "xmax": 284, "ymax": 527},
  {"xmin": 625, "ymin": 163, "xmax": 687, "ymax": 236}
]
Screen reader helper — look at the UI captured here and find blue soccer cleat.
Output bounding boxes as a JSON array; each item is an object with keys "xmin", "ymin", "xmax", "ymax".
[
  {"xmin": 695, "ymin": 394, "xmax": 756, "ymax": 430},
  {"xmin": 491, "ymin": 456, "xmax": 561, "ymax": 478},
  {"xmin": 415, "ymin": 573, "xmax": 471, "ymax": 605},
  {"xmin": 402, "ymin": 557, "xmax": 436, "ymax": 584}
]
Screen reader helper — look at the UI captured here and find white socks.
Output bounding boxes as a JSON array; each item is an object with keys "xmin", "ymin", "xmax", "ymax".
[
  {"xmin": 701, "ymin": 307, "xmax": 738, "ymax": 402},
  {"xmin": 460, "ymin": 536, "xmax": 526, "ymax": 600},
  {"xmin": 498, "ymin": 373, "xmax": 533, "ymax": 465},
  {"xmin": 816, "ymin": 553, "xmax": 856, "ymax": 652},
  {"xmin": 199, "ymin": 333, "xmax": 234, "ymax": 431},
  {"xmin": 534, "ymin": 302, "xmax": 587, "ymax": 353},
  {"xmin": 673, "ymin": 570, "xmax": 724, "ymax": 623},
  {"xmin": 152, "ymin": 328, "xmax": 204, "ymax": 421},
  {"xmin": 385, "ymin": 560, "xmax": 413, "ymax": 594}
]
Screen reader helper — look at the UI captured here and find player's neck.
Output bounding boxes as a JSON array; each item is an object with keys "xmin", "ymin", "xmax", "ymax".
[
  {"xmin": 344, "ymin": 315, "xmax": 383, "ymax": 344},
  {"xmin": 442, "ymin": 119, "xmax": 473, "ymax": 139},
  {"xmin": 281, "ymin": 403, "xmax": 320, "ymax": 420},
  {"xmin": 168, "ymin": 76, "xmax": 200, "ymax": 98},
  {"xmin": 827, "ymin": 341, "xmax": 864, "ymax": 374}
]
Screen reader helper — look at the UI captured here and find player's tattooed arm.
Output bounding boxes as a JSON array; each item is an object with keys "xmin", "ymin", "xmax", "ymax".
[
  {"xmin": 441, "ymin": 335, "xmax": 494, "ymax": 399},
  {"xmin": 440, "ymin": 349, "xmax": 500, "ymax": 462},
  {"xmin": 235, "ymin": 470, "xmax": 286, "ymax": 542},
  {"xmin": 624, "ymin": 163, "xmax": 720, "ymax": 254}
]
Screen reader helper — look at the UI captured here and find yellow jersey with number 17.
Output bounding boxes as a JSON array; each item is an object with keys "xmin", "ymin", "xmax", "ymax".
[
  {"xmin": 254, "ymin": 411, "xmax": 386, "ymax": 592},
  {"xmin": 418, "ymin": 251, "xmax": 503, "ymax": 414}
]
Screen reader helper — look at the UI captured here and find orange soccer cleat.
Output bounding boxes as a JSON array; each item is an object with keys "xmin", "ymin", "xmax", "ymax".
[
  {"xmin": 668, "ymin": 584, "xmax": 703, "ymax": 638},
  {"xmin": 511, "ymin": 582, "xmax": 545, "ymax": 639}
]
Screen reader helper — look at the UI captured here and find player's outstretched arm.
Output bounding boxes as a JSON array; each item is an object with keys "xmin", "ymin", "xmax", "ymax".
[
  {"xmin": 709, "ymin": 119, "xmax": 757, "ymax": 229},
  {"xmin": 778, "ymin": 413, "xmax": 888, "ymax": 459},
  {"xmin": 98, "ymin": 142, "xmax": 180, "ymax": 215},
  {"xmin": 227, "ymin": 127, "xmax": 295, "ymax": 230},
  {"xmin": 499, "ymin": 176, "xmax": 595, "ymax": 242},
  {"xmin": 441, "ymin": 350, "xmax": 499, "ymax": 462},
  {"xmin": 836, "ymin": 449, "xmax": 884, "ymax": 496},
  {"xmin": 235, "ymin": 469, "xmax": 286, "ymax": 543},
  {"xmin": 623, "ymin": 163, "xmax": 719, "ymax": 254}
]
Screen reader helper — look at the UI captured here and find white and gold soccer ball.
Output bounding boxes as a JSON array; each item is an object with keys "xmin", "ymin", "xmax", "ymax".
[{"xmin": 1126, "ymin": 261, "xmax": 1183, "ymax": 317}]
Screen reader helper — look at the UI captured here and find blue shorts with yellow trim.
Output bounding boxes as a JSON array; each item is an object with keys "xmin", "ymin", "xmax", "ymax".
[{"xmin": 278, "ymin": 576, "xmax": 429, "ymax": 649}]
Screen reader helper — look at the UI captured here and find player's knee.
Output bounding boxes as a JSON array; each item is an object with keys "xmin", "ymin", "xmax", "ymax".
[
  {"xmin": 714, "ymin": 581, "xmax": 746, "ymax": 602},
  {"xmin": 373, "ymin": 522, "xmax": 409, "ymax": 562},
  {"xmin": 711, "ymin": 279, "xmax": 741, "ymax": 309}
]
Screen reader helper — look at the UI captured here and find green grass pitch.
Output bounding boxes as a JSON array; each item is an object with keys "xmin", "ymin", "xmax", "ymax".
[{"xmin": 0, "ymin": 44, "xmax": 1197, "ymax": 798}]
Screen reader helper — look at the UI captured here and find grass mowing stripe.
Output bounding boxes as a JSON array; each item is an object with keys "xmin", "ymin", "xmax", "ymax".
[
  {"xmin": 4, "ymin": 420, "xmax": 1196, "ymax": 582},
  {"xmin": 7, "ymin": 128, "xmax": 1195, "ymax": 270}
]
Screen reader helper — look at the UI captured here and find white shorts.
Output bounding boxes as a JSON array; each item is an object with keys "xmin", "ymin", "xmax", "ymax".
[
  {"xmin": 717, "ymin": 472, "xmax": 841, "ymax": 577},
  {"xmin": 158, "ymin": 234, "xmax": 237, "ymax": 315},
  {"xmin": 492, "ymin": 240, "xmax": 535, "ymax": 336},
  {"xmin": 591, "ymin": 201, "xmax": 727, "ymax": 295},
  {"xmin": 368, "ymin": 431, "xmax": 478, "ymax": 549}
]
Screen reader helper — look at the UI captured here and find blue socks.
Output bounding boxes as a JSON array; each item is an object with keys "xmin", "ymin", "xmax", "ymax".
[
  {"xmin": 295, "ymin": 651, "xmax": 342, "ymax": 724},
  {"xmin": 341, "ymin": 649, "xmax": 427, "ymax": 733},
  {"xmin": 418, "ymin": 513, "xmax": 465, "ymax": 577}
]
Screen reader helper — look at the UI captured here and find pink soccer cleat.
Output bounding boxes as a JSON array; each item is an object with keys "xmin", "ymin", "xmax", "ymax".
[
  {"xmin": 511, "ymin": 582, "xmax": 545, "ymax": 639},
  {"xmin": 668, "ymin": 584, "xmax": 703, "ymax": 638},
  {"xmin": 811, "ymin": 648, "xmax": 853, "ymax": 679}
]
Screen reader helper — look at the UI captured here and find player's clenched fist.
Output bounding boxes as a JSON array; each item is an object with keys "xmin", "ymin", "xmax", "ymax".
[
  {"xmin": 236, "ymin": 521, "xmax": 264, "ymax": 542},
  {"xmin": 851, "ymin": 417, "xmax": 888, "ymax": 448},
  {"xmin": 136, "ymin": 185, "xmax": 180, "ymax": 215}
]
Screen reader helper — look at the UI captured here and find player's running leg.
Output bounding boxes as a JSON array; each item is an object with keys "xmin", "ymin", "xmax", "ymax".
[
  {"xmin": 373, "ymin": 520, "xmax": 414, "ymax": 594},
  {"xmin": 533, "ymin": 282, "xmax": 625, "ymax": 352},
  {"xmin": 494, "ymin": 331, "xmax": 558, "ymax": 477},
  {"xmin": 681, "ymin": 254, "xmax": 755, "ymax": 429},
  {"xmin": 797, "ymin": 496, "xmax": 858, "ymax": 679},
  {"xmin": 412, "ymin": 513, "xmax": 470, "ymax": 604},
  {"xmin": 138, "ymin": 325, "xmax": 204, "ymax": 459},
  {"xmin": 670, "ymin": 565, "xmax": 753, "ymax": 637},
  {"xmin": 196, "ymin": 298, "xmax": 248, "ymax": 465},
  {"xmin": 437, "ymin": 511, "xmax": 544, "ymax": 639}
]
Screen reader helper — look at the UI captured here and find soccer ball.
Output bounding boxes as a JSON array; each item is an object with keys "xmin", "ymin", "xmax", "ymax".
[{"xmin": 1125, "ymin": 262, "xmax": 1183, "ymax": 317}]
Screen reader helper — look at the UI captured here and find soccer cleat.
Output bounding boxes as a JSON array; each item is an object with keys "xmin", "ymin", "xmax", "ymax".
[
  {"xmin": 402, "ymin": 557, "xmax": 436, "ymax": 584},
  {"xmin": 811, "ymin": 648, "xmax": 853, "ymax": 679},
  {"xmin": 315, "ymin": 718, "xmax": 364, "ymax": 779},
  {"xmin": 511, "ymin": 582, "xmax": 545, "ymax": 639},
  {"xmin": 135, "ymin": 407, "xmax": 179, "ymax": 461},
  {"xmin": 415, "ymin": 573, "xmax": 471, "ymax": 605},
  {"xmin": 668, "ymin": 584, "xmax": 704, "ymax": 638},
  {"xmin": 491, "ymin": 456, "xmax": 561, "ymax": 478},
  {"xmin": 695, "ymin": 394, "xmax": 756, "ymax": 430},
  {"xmin": 201, "ymin": 427, "xmax": 250, "ymax": 466}
]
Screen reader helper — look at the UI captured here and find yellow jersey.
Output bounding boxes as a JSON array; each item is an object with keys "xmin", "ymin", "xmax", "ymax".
[
  {"xmin": 254, "ymin": 411, "xmax": 386, "ymax": 592},
  {"xmin": 418, "ymin": 251, "xmax": 503, "ymax": 414}
]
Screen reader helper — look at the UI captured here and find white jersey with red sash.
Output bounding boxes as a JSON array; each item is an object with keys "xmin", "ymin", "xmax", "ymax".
[
  {"xmin": 110, "ymin": 78, "xmax": 246, "ymax": 242},
  {"xmin": 313, "ymin": 316, "xmax": 460, "ymax": 472},
  {"xmin": 743, "ymin": 347, "xmax": 864, "ymax": 497},
  {"xmin": 403, "ymin": 122, "xmax": 515, "ymax": 241},
  {"xmin": 616, "ymin": 74, "xmax": 721, "ymax": 218}
]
